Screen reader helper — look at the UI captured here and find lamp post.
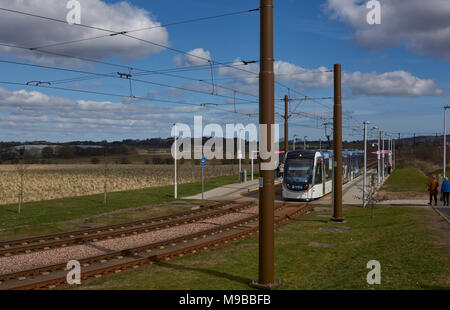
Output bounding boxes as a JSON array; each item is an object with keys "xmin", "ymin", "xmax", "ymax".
[
  {"xmin": 389, "ymin": 134, "xmax": 393, "ymax": 172},
  {"xmin": 238, "ymin": 128, "xmax": 243, "ymax": 174},
  {"xmin": 372, "ymin": 126, "xmax": 380, "ymax": 186},
  {"xmin": 173, "ymin": 123, "xmax": 179, "ymax": 199},
  {"xmin": 303, "ymin": 136, "xmax": 307, "ymax": 150},
  {"xmin": 381, "ymin": 131, "xmax": 385, "ymax": 183},
  {"xmin": 251, "ymin": 150, "xmax": 259, "ymax": 182},
  {"xmin": 444, "ymin": 106, "xmax": 450, "ymax": 178},
  {"xmin": 363, "ymin": 121, "xmax": 370, "ymax": 207},
  {"xmin": 393, "ymin": 138, "xmax": 396, "ymax": 171}
]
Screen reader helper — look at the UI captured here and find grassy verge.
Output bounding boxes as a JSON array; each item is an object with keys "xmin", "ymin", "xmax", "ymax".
[
  {"xmin": 379, "ymin": 164, "xmax": 428, "ymax": 199},
  {"xmin": 0, "ymin": 173, "xmax": 252, "ymax": 239},
  {"xmin": 74, "ymin": 205, "xmax": 449, "ymax": 290}
]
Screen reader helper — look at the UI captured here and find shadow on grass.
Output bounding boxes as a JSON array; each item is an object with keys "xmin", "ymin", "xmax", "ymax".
[
  {"xmin": 157, "ymin": 262, "xmax": 252, "ymax": 286},
  {"xmin": 290, "ymin": 217, "xmax": 330, "ymax": 223},
  {"xmin": 2, "ymin": 208, "xmax": 20, "ymax": 215}
]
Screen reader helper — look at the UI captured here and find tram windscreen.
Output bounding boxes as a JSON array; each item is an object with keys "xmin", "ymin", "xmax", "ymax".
[{"xmin": 285, "ymin": 158, "xmax": 314, "ymax": 183}]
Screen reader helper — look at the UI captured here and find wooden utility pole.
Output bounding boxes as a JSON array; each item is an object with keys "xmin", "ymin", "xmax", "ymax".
[
  {"xmin": 251, "ymin": 0, "xmax": 279, "ymax": 290},
  {"xmin": 332, "ymin": 64, "xmax": 344, "ymax": 222}
]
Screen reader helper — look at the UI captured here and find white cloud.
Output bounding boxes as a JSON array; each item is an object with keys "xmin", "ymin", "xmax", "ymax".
[
  {"xmin": 217, "ymin": 58, "xmax": 442, "ymax": 97},
  {"xmin": 343, "ymin": 70, "xmax": 443, "ymax": 96},
  {"xmin": 0, "ymin": 0, "xmax": 169, "ymax": 65},
  {"xmin": 0, "ymin": 86, "xmax": 260, "ymax": 140},
  {"xmin": 323, "ymin": 0, "xmax": 450, "ymax": 59},
  {"xmin": 173, "ymin": 48, "xmax": 211, "ymax": 67}
]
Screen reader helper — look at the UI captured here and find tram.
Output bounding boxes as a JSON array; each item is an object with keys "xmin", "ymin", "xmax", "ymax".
[{"xmin": 282, "ymin": 149, "xmax": 364, "ymax": 201}]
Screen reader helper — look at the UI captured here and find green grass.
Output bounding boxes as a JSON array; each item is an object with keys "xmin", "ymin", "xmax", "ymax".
[
  {"xmin": 382, "ymin": 164, "xmax": 429, "ymax": 194},
  {"xmin": 75, "ymin": 206, "xmax": 449, "ymax": 290},
  {"xmin": 0, "ymin": 173, "xmax": 247, "ymax": 232}
]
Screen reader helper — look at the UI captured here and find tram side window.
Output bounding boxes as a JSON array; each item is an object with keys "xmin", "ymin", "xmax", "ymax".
[{"xmin": 315, "ymin": 162, "xmax": 323, "ymax": 184}]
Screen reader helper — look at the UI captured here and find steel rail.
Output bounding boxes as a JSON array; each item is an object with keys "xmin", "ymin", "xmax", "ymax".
[
  {"xmin": 0, "ymin": 203, "xmax": 307, "ymax": 289},
  {"xmin": 0, "ymin": 201, "xmax": 253, "ymax": 257}
]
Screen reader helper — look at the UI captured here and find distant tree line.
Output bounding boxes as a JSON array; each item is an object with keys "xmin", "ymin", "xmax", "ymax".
[{"xmin": 0, "ymin": 144, "xmax": 137, "ymax": 163}]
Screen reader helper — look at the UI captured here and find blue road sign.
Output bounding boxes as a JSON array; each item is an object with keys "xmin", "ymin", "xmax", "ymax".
[{"xmin": 201, "ymin": 156, "xmax": 206, "ymax": 167}]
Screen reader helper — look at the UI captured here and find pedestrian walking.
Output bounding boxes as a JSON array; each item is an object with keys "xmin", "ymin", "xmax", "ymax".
[
  {"xmin": 387, "ymin": 162, "xmax": 392, "ymax": 174},
  {"xmin": 441, "ymin": 177, "xmax": 450, "ymax": 206},
  {"xmin": 427, "ymin": 174, "xmax": 439, "ymax": 206}
]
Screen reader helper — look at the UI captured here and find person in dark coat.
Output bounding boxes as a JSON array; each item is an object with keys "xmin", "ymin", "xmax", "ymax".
[
  {"xmin": 441, "ymin": 177, "xmax": 450, "ymax": 206},
  {"xmin": 427, "ymin": 174, "xmax": 439, "ymax": 206}
]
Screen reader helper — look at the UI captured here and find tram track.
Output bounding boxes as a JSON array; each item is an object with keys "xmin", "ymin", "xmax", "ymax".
[
  {"xmin": 0, "ymin": 200, "xmax": 253, "ymax": 257},
  {"xmin": 0, "ymin": 202, "xmax": 308, "ymax": 290}
]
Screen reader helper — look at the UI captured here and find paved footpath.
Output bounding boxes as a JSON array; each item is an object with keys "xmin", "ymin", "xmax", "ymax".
[
  {"xmin": 184, "ymin": 178, "xmax": 260, "ymax": 200},
  {"xmin": 183, "ymin": 171, "xmax": 450, "ymax": 223},
  {"xmin": 311, "ymin": 170, "xmax": 382, "ymax": 205},
  {"xmin": 433, "ymin": 206, "xmax": 450, "ymax": 223}
]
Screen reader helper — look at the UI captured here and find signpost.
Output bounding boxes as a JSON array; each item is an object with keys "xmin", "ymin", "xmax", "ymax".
[{"xmin": 201, "ymin": 156, "xmax": 206, "ymax": 200}]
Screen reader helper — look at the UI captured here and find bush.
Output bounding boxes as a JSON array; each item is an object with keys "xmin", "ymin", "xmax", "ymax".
[
  {"xmin": 163, "ymin": 158, "xmax": 173, "ymax": 165},
  {"xmin": 119, "ymin": 158, "xmax": 131, "ymax": 164},
  {"xmin": 91, "ymin": 157, "xmax": 100, "ymax": 164},
  {"xmin": 152, "ymin": 157, "xmax": 162, "ymax": 164}
]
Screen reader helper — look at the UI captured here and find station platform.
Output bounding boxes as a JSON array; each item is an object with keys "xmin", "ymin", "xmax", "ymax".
[
  {"xmin": 310, "ymin": 170, "xmax": 382, "ymax": 205},
  {"xmin": 183, "ymin": 170, "xmax": 442, "ymax": 210}
]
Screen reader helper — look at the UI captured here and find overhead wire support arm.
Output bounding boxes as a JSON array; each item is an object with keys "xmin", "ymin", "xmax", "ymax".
[
  {"xmin": 26, "ymin": 81, "xmax": 51, "ymax": 86},
  {"xmin": 117, "ymin": 72, "xmax": 132, "ymax": 79}
]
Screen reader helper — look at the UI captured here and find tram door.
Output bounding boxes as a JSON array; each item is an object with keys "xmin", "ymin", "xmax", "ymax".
[
  {"xmin": 322, "ymin": 162, "xmax": 326, "ymax": 194},
  {"xmin": 315, "ymin": 159, "xmax": 324, "ymax": 197}
]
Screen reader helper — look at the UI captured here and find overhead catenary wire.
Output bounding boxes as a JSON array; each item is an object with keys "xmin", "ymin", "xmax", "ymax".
[
  {"xmin": 0, "ymin": 6, "xmax": 390, "ymax": 136},
  {"xmin": 0, "ymin": 42, "xmax": 259, "ymax": 93},
  {"xmin": 10, "ymin": 8, "xmax": 260, "ymax": 51},
  {"xmin": 0, "ymin": 59, "xmax": 258, "ymax": 104},
  {"xmin": 0, "ymin": 80, "xmax": 259, "ymax": 117},
  {"xmin": 0, "ymin": 7, "xmax": 262, "ymax": 79}
]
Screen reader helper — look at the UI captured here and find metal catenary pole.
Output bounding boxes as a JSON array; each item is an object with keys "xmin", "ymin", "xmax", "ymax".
[
  {"xmin": 251, "ymin": 0, "xmax": 278, "ymax": 289},
  {"xmin": 332, "ymin": 64, "xmax": 344, "ymax": 222},
  {"xmin": 303, "ymin": 136, "xmax": 307, "ymax": 150},
  {"xmin": 293, "ymin": 135, "xmax": 297, "ymax": 150}
]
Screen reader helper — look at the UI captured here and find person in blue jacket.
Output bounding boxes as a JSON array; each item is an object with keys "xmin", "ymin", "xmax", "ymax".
[{"xmin": 441, "ymin": 177, "xmax": 450, "ymax": 206}]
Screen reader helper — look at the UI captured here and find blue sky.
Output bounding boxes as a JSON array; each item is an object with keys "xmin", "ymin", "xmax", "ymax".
[{"xmin": 0, "ymin": 0, "xmax": 449, "ymax": 142}]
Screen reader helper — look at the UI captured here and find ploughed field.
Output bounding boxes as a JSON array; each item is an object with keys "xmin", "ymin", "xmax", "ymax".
[{"xmin": 0, "ymin": 164, "xmax": 249, "ymax": 205}]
